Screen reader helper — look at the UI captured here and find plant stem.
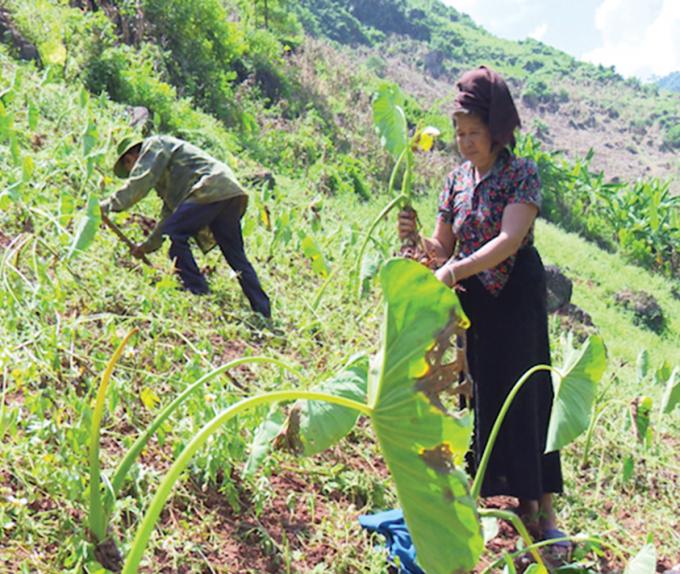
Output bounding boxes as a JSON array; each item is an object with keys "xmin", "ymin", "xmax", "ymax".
[
  {"xmin": 471, "ymin": 364, "xmax": 563, "ymax": 499},
  {"xmin": 111, "ymin": 356, "xmax": 303, "ymax": 495},
  {"xmin": 311, "ymin": 265, "xmax": 339, "ymax": 311},
  {"xmin": 121, "ymin": 390, "xmax": 371, "ymax": 574},
  {"xmin": 387, "ymin": 148, "xmax": 408, "ymax": 199},
  {"xmin": 581, "ymin": 405, "xmax": 606, "ymax": 469},
  {"xmin": 478, "ymin": 508, "xmax": 547, "ymax": 570},
  {"xmin": 89, "ymin": 327, "xmax": 138, "ymax": 542},
  {"xmin": 479, "ymin": 533, "xmax": 627, "ymax": 573},
  {"xmin": 353, "ymin": 193, "xmax": 407, "ymax": 297}
]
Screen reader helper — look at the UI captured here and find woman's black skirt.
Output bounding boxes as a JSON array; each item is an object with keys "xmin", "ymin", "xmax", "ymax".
[{"xmin": 458, "ymin": 246, "xmax": 563, "ymax": 499}]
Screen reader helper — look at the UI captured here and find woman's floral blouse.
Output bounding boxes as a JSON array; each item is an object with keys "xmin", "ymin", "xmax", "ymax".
[{"xmin": 437, "ymin": 151, "xmax": 542, "ymax": 296}]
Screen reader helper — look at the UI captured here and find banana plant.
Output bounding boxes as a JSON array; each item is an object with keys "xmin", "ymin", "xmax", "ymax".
[
  {"xmin": 118, "ymin": 258, "xmax": 612, "ymax": 573},
  {"xmin": 353, "ymin": 83, "xmax": 441, "ymax": 297}
]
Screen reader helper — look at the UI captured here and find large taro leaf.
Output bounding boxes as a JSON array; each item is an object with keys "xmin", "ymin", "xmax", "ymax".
[
  {"xmin": 660, "ymin": 367, "xmax": 679, "ymax": 414},
  {"xmin": 369, "ymin": 259, "xmax": 482, "ymax": 574},
  {"xmin": 624, "ymin": 544, "xmax": 656, "ymax": 574},
  {"xmin": 546, "ymin": 335, "xmax": 607, "ymax": 453},
  {"xmin": 372, "ymin": 83, "xmax": 408, "ymax": 160},
  {"xmin": 243, "ymin": 407, "xmax": 285, "ymax": 478},
  {"xmin": 248, "ymin": 355, "xmax": 369, "ymax": 471},
  {"xmin": 292, "ymin": 354, "xmax": 369, "ymax": 456}
]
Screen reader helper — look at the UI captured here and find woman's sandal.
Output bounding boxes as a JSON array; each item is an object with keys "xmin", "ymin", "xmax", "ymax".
[
  {"xmin": 541, "ymin": 528, "xmax": 571, "ymax": 548},
  {"xmin": 541, "ymin": 528, "xmax": 573, "ymax": 562}
]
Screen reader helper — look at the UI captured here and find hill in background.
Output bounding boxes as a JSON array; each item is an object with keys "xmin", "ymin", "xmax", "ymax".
[
  {"xmin": 657, "ymin": 71, "xmax": 680, "ymax": 93},
  {"xmin": 295, "ymin": 0, "xmax": 680, "ymax": 191}
]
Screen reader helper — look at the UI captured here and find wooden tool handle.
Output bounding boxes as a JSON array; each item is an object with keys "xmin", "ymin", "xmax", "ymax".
[{"xmin": 101, "ymin": 213, "xmax": 154, "ymax": 267}]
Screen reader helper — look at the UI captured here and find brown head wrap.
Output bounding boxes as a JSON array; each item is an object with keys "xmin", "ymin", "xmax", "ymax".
[{"xmin": 454, "ymin": 66, "xmax": 521, "ymax": 149}]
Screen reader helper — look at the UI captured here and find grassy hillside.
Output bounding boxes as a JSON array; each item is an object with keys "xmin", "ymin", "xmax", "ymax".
[
  {"xmin": 1, "ymin": 1, "xmax": 679, "ymax": 573},
  {"xmin": 296, "ymin": 0, "xmax": 680, "ymax": 189}
]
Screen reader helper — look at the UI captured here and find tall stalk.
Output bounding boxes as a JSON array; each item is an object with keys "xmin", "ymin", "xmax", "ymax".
[
  {"xmin": 110, "ymin": 356, "xmax": 302, "ymax": 495},
  {"xmin": 478, "ymin": 509, "xmax": 547, "ymax": 570},
  {"xmin": 353, "ymin": 192, "xmax": 407, "ymax": 296},
  {"xmin": 89, "ymin": 327, "xmax": 138, "ymax": 542},
  {"xmin": 471, "ymin": 364, "xmax": 563, "ymax": 499},
  {"xmin": 121, "ymin": 390, "xmax": 371, "ymax": 574}
]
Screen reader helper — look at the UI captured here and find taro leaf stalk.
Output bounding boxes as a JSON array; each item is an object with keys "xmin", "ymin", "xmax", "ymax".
[
  {"xmin": 122, "ymin": 259, "xmax": 484, "ymax": 574},
  {"xmin": 276, "ymin": 296, "xmax": 608, "ymax": 568},
  {"xmin": 88, "ymin": 329, "xmax": 303, "ymax": 570},
  {"xmin": 89, "ymin": 327, "xmax": 138, "ymax": 571},
  {"xmin": 354, "ymin": 83, "xmax": 441, "ymax": 297}
]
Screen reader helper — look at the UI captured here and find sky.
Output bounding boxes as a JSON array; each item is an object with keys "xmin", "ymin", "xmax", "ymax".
[{"xmin": 441, "ymin": 0, "xmax": 680, "ymax": 80}]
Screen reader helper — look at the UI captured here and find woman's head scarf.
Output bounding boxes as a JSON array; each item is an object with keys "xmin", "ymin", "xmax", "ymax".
[{"xmin": 454, "ymin": 66, "xmax": 521, "ymax": 149}]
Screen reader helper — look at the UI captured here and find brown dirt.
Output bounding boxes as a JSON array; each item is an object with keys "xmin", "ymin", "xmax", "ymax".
[
  {"xmin": 144, "ymin": 469, "xmax": 348, "ymax": 574},
  {"xmin": 0, "ymin": 230, "xmax": 12, "ymax": 248}
]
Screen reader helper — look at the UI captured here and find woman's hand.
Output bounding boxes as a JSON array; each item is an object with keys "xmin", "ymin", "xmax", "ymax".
[
  {"xmin": 397, "ymin": 209, "xmax": 417, "ymax": 240},
  {"xmin": 435, "ymin": 263, "xmax": 456, "ymax": 288}
]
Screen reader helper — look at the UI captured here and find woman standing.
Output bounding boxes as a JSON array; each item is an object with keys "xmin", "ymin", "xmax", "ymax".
[{"xmin": 398, "ymin": 66, "xmax": 567, "ymax": 548}]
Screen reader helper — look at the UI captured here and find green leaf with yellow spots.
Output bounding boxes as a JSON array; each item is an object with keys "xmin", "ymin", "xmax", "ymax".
[{"xmin": 368, "ymin": 259, "xmax": 481, "ymax": 573}]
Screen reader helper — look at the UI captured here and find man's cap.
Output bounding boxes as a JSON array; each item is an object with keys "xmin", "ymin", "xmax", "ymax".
[{"xmin": 113, "ymin": 136, "xmax": 143, "ymax": 178}]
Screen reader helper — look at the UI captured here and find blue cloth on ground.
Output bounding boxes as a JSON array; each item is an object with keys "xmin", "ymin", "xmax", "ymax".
[{"xmin": 358, "ymin": 509, "xmax": 425, "ymax": 574}]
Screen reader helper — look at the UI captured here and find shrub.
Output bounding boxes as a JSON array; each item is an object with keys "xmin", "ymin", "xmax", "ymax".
[
  {"xmin": 522, "ymin": 76, "xmax": 553, "ymax": 107},
  {"xmin": 664, "ymin": 124, "xmax": 680, "ymax": 149},
  {"xmin": 141, "ymin": 0, "xmax": 246, "ymax": 126}
]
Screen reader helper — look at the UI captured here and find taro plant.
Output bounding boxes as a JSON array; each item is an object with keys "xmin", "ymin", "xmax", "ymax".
[
  {"xmin": 353, "ymin": 83, "xmax": 441, "ymax": 297},
  {"xmin": 85, "ymin": 330, "xmax": 304, "ymax": 571},
  {"xmin": 113, "ymin": 258, "xmax": 623, "ymax": 574},
  {"xmin": 621, "ymin": 354, "xmax": 679, "ymax": 482}
]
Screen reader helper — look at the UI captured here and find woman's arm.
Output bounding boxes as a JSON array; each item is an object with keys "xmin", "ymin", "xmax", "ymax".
[
  {"xmin": 423, "ymin": 218, "xmax": 457, "ymax": 263},
  {"xmin": 398, "ymin": 212, "xmax": 457, "ymax": 263},
  {"xmin": 435, "ymin": 203, "xmax": 538, "ymax": 286}
]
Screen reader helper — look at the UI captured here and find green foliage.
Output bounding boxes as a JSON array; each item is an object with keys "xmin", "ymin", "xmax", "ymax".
[
  {"xmin": 663, "ymin": 123, "xmax": 680, "ymax": 149},
  {"xmin": 517, "ymin": 134, "xmax": 680, "ymax": 277},
  {"xmin": 141, "ymin": 0, "xmax": 245, "ymax": 125},
  {"xmin": 521, "ymin": 75, "xmax": 555, "ymax": 106},
  {"xmin": 370, "ymin": 260, "xmax": 481, "ymax": 572},
  {"xmin": 277, "ymin": 354, "xmax": 369, "ymax": 456},
  {"xmin": 624, "ymin": 544, "xmax": 656, "ymax": 574},
  {"xmin": 372, "ymin": 83, "xmax": 408, "ymax": 160},
  {"xmin": 546, "ymin": 336, "xmax": 607, "ymax": 453},
  {"xmin": 309, "ymin": 155, "xmax": 371, "ymax": 199},
  {"xmin": 660, "ymin": 367, "xmax": 679, "ymax": 414},
  {"xmin": 294, "ymin": 0, "xmax": 373, "ymax": 45},
  {"xmin": 121, "ymin": 259, "xmax": 483, "ymax": 574},
  {"xmin": 67, "ymin": 193, "xmax": 101, "ymax": 259}
]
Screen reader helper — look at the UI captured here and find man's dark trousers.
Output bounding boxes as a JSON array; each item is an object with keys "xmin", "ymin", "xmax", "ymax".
[{"xmin": 161, "ymin": 197, "xmax": 271, "ymax": 318}]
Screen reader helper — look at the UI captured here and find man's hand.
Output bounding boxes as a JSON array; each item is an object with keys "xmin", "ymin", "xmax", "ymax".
[
  {"xmin": 131, "ymin": 243, "xmax": 146, "ymax": 259},
  {"xmin": 99, "ymin": 200, "xmax": 111, "ymax": 217}
]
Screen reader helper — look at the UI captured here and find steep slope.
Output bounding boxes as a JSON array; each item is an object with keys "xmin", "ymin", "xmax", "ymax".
[{"xmin": 296, "ymin": 0, "xmax": 680, "ymax": 191}]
